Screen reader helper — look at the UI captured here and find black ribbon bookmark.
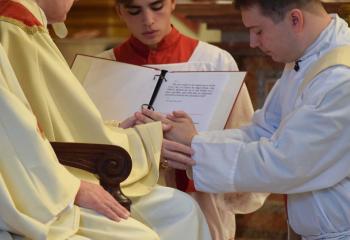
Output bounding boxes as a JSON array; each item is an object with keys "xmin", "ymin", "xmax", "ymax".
[{"xmin": 142, "ymin": 69, "xmax": 168, "ymax": 111}]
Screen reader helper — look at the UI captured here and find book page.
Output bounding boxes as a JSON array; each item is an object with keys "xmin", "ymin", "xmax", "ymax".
[
  {"xmin": 72, "ymin": 55, "xmax": 159, "ymax": 120},
  {"xmin": 153, "ymin": 71, "xmax": 246, "ymax": 131}
]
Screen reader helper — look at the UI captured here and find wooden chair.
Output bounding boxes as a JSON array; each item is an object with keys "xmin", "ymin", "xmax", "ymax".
[{"xmin": 50, "ymin": 142, "xmax": 132, "ymax": 210}]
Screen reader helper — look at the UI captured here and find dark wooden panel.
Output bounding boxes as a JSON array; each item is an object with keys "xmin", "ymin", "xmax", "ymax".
[{"xmin": 63, "ymin": 1, "xmax": 350, "ymax": 38}]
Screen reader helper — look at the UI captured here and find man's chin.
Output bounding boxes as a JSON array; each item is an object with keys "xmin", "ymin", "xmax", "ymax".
[
  {"xmin": 270, "ymin": 55, "xmax": 284, "ymax": 63},
  {"xmin": 264, "ymin": 51, "xmax": 274, "ymax": 59}
]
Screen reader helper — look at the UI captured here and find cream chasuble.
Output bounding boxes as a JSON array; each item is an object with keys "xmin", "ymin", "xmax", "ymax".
[{"xmin": 0, "ymin": 40, "xmax": 163, "ymax": 240}]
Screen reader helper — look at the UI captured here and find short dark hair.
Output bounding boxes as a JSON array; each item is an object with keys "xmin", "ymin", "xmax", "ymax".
[
  {"xmin": 115, "ymin": 0, "xmax": 133, "ymax": 6},
  {"xmin": 234, "ymin": 0, "xmax": 322, "ymax": 22}
]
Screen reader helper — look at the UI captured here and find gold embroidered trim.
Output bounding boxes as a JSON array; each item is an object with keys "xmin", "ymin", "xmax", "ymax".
[{"xmin": 0, "ymin": 16, "xmax": 47, "ymax": 34}]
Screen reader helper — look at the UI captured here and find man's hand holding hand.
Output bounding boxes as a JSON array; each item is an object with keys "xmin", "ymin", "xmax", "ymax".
[
  {"xmin": 162, "ymin": 139, "xmax": 195, "ymax": 170},
  {"xmin": 138, "ymin": 109, "xmax": 198, "ymax": 170},
  {"xmin": 136, "ymin": 108, "xmax": 172, "ymax": 131},
  {"xmin": 165, "ymin": 111, "xmax": 198, "ymax": 146}
]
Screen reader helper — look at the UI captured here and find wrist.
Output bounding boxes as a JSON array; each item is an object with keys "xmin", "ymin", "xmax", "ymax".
[{"xmin": 187, "ymin": 132, "xmax": 197, "ymax": 146}]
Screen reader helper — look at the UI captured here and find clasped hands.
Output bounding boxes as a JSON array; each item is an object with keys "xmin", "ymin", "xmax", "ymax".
[
  {"xmin": 144, "ymin": 108, "xmax": 198, "ymax": 170},
  {"xmin": 121, "ymin": 108, "xmax": 198, "ymax": 170}
]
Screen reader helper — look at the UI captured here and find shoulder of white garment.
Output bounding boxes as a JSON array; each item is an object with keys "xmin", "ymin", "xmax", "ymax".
[
  {"xmin": 190, "ymin": 41, "xmax": 238, "ymax": 71},
  {"xmin": 301, "ymin": 66, "xmax": 350, "ymax": 106}
]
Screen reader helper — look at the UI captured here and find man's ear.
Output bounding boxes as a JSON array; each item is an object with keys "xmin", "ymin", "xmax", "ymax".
[
  {"xmin": 115, "ymin": 5, "xmax": 123, "ymax": 19},
  {"xmin": 171, "ymin": 0, "xmax": 176, "ymax": 12},
  {"xmin": 289, "ymin": 9, "xmax": 304, "ymax": 32}
]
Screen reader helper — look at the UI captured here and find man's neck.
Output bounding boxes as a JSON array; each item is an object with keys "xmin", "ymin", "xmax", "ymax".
[{"xmin": 299, "ymin": 11, "xmax": 332, "ymax": 59}]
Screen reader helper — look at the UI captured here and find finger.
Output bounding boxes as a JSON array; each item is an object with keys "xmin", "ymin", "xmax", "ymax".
[
  {"xmin": 167, "ymin": 159, "xmax": 189, "ymax": 170},
  {"xmin": 108, "ymin": 201, "xmax": 130, "ymax": 220},
  {"xmin": 142, "ymin": 108, "xmax": 166, "ymax": 122},
  {"xmin": 119, "ymin": 116, "xmax": 136, "ymax": 129},
  {"xmin": 172, "ymin": 111, "xmax": 190, "ymax": 118},
  {"xmin": 134, "ymin": 112, "xmax": 146, "ymax": 123},
  {"xmin": 163, "ymin": 139, "xmax": 194, "ymax": 155},
  {"xmin": 103, "ymin": 192, "xmax": 130, "ymax": 219},
  {"xmin": 135, "ymin": 112, "xmax": 154, "ymax": 124},
  {"xmin": 166, "ymin": 113, "xmax": 177, "ymax": 121},
  {"xmin": 98, "ymin": 198, "xmax": 129, "ymax": 221},
  {"xmin": 97, "ymin": 203, "xmax": 122, "ymax": 222},
  {"xmin": 166, "ymin": 113, "xmax": 188, "ymax": 123},
  {"xmin": 162, "ymin": 123, "xmax": 172, "ymax": 132},
  {"xmin": 96, "ymin": 188, "xmax": 129, "ymax": 219},
  {"xmin": 162, "ymin": 147, "xmax": 195, "ymax": 166},
  {"xmin": 135, "ymin": 120, "xmax": 145, "ymax": 125}
]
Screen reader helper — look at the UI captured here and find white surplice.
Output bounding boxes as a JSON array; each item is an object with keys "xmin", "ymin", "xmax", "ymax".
[{"xmin": 192, "ymin": 15, "xmax": 350, "ymax": 239}]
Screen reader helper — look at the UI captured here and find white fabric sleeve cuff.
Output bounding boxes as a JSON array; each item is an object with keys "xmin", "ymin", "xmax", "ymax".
[{"xmin": 191, "ymin": 132, "xmax": 243, "ymax": 193}]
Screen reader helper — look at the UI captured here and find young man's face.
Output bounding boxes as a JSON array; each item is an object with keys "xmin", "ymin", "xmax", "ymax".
[
  {"xmin": 117, "ymin": 0, "xmax": 175, "ymax": 49},
  {"xmin": 241, "ymin": 4, "xmax": 297, "ymax": 63},
  {"xmin": 36, "ymin": 0, "xmax": 78, "ymax": 23}
]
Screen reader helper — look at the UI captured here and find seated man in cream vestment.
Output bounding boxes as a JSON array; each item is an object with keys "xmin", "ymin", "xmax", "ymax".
[
  {"xmin": 0, "ymin": 43, "xmax": 159, "ymax": 240},
  {"xmin": 0, "ymin": 0, "xmax": 211, "ymax": 239}
]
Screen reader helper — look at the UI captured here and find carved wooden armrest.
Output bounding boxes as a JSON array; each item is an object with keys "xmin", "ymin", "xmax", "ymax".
[{"xmin": 50, "ymin": 142, "xmax": 132, "ymax": 210}]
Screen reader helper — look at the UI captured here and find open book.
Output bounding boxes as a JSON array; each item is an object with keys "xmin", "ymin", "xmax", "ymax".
[{"xmin": 72, "ymin": 55, "xmax": 246, "ymax": 131}]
